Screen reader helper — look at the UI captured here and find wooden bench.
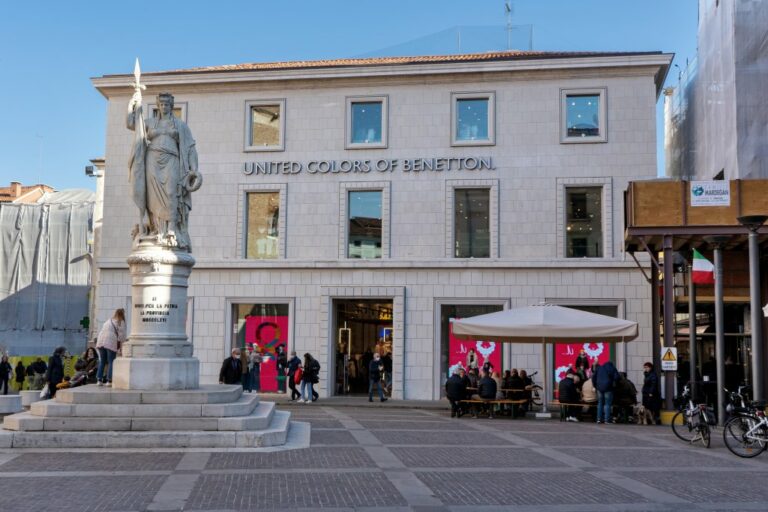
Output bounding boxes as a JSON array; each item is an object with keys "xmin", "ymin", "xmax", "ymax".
[
  {"xmin": 459, "ymin": 399, "xmax": 527, "ymax": 418},
  {"xmin": 549, "ymin": 401, "xmax": 598, "ymax": 421}
]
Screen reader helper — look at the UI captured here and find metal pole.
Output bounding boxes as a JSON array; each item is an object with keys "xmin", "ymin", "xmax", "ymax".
[
  {"xmin": 651, "ymin": 256, "xmax": 661, "ymax": 376},
  {"xmin": 748, "ymin": 230, "xmax": 764, "ymax": 401},
  {"xmin": 688, "ymin": 265, "xmax": 697, "ymax": 400},
  {"xmin": 662, "ymin": 236, "xmax": 675, "ymax": 411},
  {"xmin": 540, "ymin": 340, "xmax": 548, "ymax": 414},
  {"xmin": 714, "ymin": 245, "xmax": 726, "ymax": 426}
]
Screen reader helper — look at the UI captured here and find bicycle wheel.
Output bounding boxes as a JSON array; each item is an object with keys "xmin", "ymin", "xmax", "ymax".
[
  {"xmin": 671, "ymin": 411, "xmax": 696, "ymax": 443},
  {"xmin": 530, "ymin": 385, "xmax": 543, "ymax": 406},
  {"xmin": 723, "ymin": 415, "xmax": 767, "ymax": 458},
  {"xmin": 698, "ymin": 422, "xmax": 711, "ymax": 449}
]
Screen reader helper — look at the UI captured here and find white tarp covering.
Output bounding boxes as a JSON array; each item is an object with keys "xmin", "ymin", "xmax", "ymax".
[
  {"xmin": 0, "ymin": 191, "xmax": 94, "ymax": 355},
  {"xmin": 451, "ymin": 304, "xmax": 638, "ymax": 343}
]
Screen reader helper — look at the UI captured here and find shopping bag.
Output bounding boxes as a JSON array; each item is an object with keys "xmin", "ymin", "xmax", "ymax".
[
  {"xmin": 39, "ymin": 383, "xmax": 50, "ymax": 399},
  {"xmin": 294, "ymin": 368, "xmax": 303, "ymax": 384}
]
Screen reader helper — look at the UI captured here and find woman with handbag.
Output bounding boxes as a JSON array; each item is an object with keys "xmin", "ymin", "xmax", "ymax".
[
  {"xmin": 95, "ymin": 308, "xmax": 127, "ymax": 387},
  {"xmin": 286, "ymin": 351, "xmax": 301, "ymax": 401}
]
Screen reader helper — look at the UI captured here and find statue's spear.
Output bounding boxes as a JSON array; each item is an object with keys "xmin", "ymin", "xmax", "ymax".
[
  {"xmin": 129, "ymin": 58, "xmax": 148, "ymax": 234},
  {"xmin": 131, "ymin": 58, "xmax": 147, "ymax": 143}
]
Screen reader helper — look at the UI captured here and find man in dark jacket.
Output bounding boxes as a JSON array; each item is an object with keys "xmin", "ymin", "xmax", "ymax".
[
  {"xmin": 445, "ymin": 369, "xmax": 467, "ymax": 417},
  {"xmin": 46, "ymin": 347, "xmax": 66, "ymax": 399},
  {"xmin": 368, "ymin": 353, "xmax": 387, "ymax": 403},
  {"xmin": 275, "ymin": 345, "xmax": 288, "ymax": 394},
  {"xmin": 287, "ymin": 351, "xmax": 301, "ymax": 401},
  {"xmin": 642, "ymin": 362, "xmax": 661, "ymax": 423},
  {"xmin": 558, "ymin": 371, "xmax": 580, "ymax": 422},
  {"xmin": 592, "ymin": 360, "xmax": 619, "ymax": 424},
  {"xmin": 475, "ymin": 370, "xmax": 498, "ymax": 418},
  {"xmin": 219, "ymin": 348, "xmax": 242, "ymax": 385},
  {"xmin": 615, "ymin": 372, "xmax": 638, "ymax": 423}
]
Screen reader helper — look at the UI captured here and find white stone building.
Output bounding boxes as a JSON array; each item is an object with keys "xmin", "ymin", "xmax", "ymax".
[{"xmin": 92, "ymin": 50, "xmax": 672, "ymax": 399}]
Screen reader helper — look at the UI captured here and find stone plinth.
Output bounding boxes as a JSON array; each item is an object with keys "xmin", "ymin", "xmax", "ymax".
[
  {"xmin": 0, "ymin": 395, "xmax": 22, "ymax": 414},
  {"xmin": 19, "ymin": 390, "xmax": 43, "ymax": 408},
  {"xmin": 113, "ymin": 240, "xmax": 198, "ymax": 390}
]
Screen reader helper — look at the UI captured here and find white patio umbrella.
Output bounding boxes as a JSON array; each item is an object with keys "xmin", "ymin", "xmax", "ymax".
[{"xmin": 451, "ymin": 303, "xmax": 638, "ymax": 413}]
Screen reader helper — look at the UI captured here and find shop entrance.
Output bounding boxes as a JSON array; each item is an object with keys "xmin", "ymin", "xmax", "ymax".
[{"xmin": 333, "ymin": 299, "xmax": 393, "ymax": 396}]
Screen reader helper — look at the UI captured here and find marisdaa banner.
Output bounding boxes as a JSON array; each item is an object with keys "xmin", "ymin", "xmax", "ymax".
[{"xmin": 244, "ymin": 315, "xmax": 289, "ymax": 392}]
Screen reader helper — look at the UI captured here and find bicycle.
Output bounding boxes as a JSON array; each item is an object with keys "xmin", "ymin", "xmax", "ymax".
[
  {"xmin": 671, "ymin": 384, "xmax": 714, "ymax": 448},
  {"xmin": 525, "ymin": 370, "xmax": 543, "ymax": 409},
  {"xmin": 723, "ymin": 399, "xmax": 768, "ymax": 458}
]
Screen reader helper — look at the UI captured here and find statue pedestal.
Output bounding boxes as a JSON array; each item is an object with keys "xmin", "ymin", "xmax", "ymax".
[{"xmin": 113, "ymin": 240, "xmax": 198, "ymax": 390}]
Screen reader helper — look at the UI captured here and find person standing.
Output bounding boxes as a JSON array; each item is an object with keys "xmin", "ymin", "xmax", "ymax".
[
  {"xmin": 240, "ymin": 348, "xmax": 251, "ymax": 393},
  {"xmin": 592, "ymin": 359, "xmax": 619, "ymax": 424},
  {"xmin": 248, "ymin": 347, "xmax": 262, "ymax": 393},
  {"xmin": 14, "ymin": 360, "xmax": 26, "ymax": 391},
  {"xmin": 300, "ymin": 353, "xmax": 320, "ymax": 403},
  {"xmin": 0, "ymin": 356, "xmax": 11, "ymax": 395},
  {"xmin": 46, "ymin": 347, "xmax": 66, "ymax": 399},
  {"xmin": 368, "ymin": 353, "xmax": 388, "ymax": 403},
  {"xmin": 642, "ymin": 362, "xmax": 661, "ymax": 424},
  {"xmin": 276, "ymin": 345, "xmax": 288, "ymax": 394},
  {"xmin": 558, "ymin": 371, "xmax": 580, "ymax": 422},
  {"xmin": 286, "ymin": 351, "xmax": 301, "ymax": 401},
  {"xmin": 445, "ymin": 368, "xmax": 466, "ymax": 417},
  {"xmin": 95, "ymin": 308, "xmax": 126, "ymax": 387},
  {"xmin": 466, "ymin": 348, "xmax": 479, "ymax": 371},
  {"xmin": 219, "ymin": 348, "xmax": 242, "ymax": 385}
]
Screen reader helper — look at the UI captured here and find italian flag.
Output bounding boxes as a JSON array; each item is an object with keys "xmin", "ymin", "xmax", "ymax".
[{"xmin": 692, "ymin": 249, "xmax": 715, "ymax": 285}]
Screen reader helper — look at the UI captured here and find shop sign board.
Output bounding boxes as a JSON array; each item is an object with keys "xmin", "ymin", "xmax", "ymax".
[{"xmin": 690, "ymin": 181, "xmax": 730, "ymax": 206}]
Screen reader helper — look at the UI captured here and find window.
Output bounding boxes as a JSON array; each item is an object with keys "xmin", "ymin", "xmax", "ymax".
[
  {"xmin": 245, "ymin": 192, "xmax": 280, "ymax": 259},
  {"xmin": 347, "ymin": 190, "xmax": 382, "ymax": 258},
  {"xmin": 148, "ymin": 102, "xmax": 187, "ymax": 121},
  {"xmin": 346, "ymin": 96, "xmax": 388, "ymax": 149},
  {"xmin": 565, "ymin": 187, "xmax": 603, "ymax": 257},
  {"xmin": 561, "ymin": 88, "xmax": 607, "ymax": 143},
  {"xmin": 451, "ymin": 92, "xmax": 495, "ymax": 146},
  {"xmin": 454, "ymin": 188, "xmax": 490, "ymax": 258},
  {"xmin": 245, "ymin": 99, "xmax": 285, "ymax": 151},
  {"xmin": 231, "ymin": 303, "xmax": 290, "ymax": 392}
]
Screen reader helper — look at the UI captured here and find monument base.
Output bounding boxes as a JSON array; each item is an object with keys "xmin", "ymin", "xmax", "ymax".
[{"xmin": 113, "ymin": 357, "xmax": 200, "ymax": 390}]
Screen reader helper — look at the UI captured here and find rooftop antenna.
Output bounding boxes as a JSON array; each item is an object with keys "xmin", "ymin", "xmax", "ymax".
[{"xmin": 505, "ymin": 0, "xmax": 514, "ymax": 50}]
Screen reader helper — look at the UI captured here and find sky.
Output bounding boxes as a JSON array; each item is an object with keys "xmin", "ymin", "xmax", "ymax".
[{"xmin": 0, "ymin": 0, "xmax": 698, "ymax": 191}]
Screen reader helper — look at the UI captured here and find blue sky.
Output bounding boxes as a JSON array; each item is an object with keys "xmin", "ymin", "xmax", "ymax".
[{"xmin": 0, "ymin": 0, "xmax": 697, "ymax": 191}]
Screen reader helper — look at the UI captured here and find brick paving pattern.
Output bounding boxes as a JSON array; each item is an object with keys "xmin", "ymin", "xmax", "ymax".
[
  {"xmin": 186, "ymin": 472, "xmax": 407, "ymax": 509},
  {"xmin": 2, "ymin": 404, "xmax": 768, "ymax": 511}
]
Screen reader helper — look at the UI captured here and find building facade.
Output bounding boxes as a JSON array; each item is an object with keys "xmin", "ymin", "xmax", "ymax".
[{"xmin": 92, "ymin": 50, "xmax": 671, "ymax": 399}]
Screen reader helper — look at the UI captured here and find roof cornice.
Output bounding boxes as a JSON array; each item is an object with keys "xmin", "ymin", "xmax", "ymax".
[{"xmin": 92, "ymin": 53, "xmax": 673, "ymax": 98}]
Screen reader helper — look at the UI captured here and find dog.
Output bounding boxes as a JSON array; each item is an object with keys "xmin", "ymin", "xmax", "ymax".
[{"xmin": 633, "ymin": 404, "xmax": 654, "ymax": 425}]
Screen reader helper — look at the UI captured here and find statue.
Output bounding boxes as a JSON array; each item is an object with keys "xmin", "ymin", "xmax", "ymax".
[{"xmin": 126, "ymin": 59, "xmax": 202, "ymax": 251}]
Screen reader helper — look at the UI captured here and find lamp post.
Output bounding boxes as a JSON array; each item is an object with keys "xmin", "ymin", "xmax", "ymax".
[
  {"xmin": 704, "ymin": 235, "xmax": 730, "ymax": 426},
  {"xmin": 737, "ymin": 215, "xmax": 767, "ymax": 401}
]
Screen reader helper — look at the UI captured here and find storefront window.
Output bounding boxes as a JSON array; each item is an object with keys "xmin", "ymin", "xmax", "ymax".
[
  {"xmin": 565, "ymin": 187, "xmax": 602, "ymax": 258},
  {"xmin": 231, "ymin": 303, "xmax": 290, "ymax": 393},
  {"xmin": 246, "ymin": 192, "xmax": 279, "ymax": 259},
  {"xmin": 454, "ymin": 188, "xmax": 490, "ymax": 258},
  {"xmin": 440, "ymin": 304, "xmax": 504, "ymax": 391},
  {"xmin": 348, "ymin": 190, "xmax": 382, "ymax": 259}
]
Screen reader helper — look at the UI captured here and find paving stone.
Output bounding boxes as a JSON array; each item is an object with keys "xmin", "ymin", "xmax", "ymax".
[
  {"xmin": 560, "ymin": 447, "xmax": 748, "ymax": 468},
  {"xmin": 513, "ymin": 431, "xmax": 642, "ymax": 447},
  {"xmin": 0, "ymin": 475, "xmax": 165, "ymax": 511},
  {"xmin": 0, "ymin": 452, "xmax": 183, "ymax": 472},
  {"xmin": 372, "ymin": 429, "xmax": 513, "ymax": 446},
  {"xmin": 621, "ymin": 470, "xmax": 768, "ymax": 503},
  {"xmin": 310, "ymin": 429, "xmax": 358, "ymax": 445},
  {"xmin": 186, "ymin": 472, "xmax": 407, "ymax": 509},
  {"xmin": 206, "ymin": 446, "xmax": 374, "ymax": 469},
  {"xmin": 296, "ymin": 418, "xmax": 344, "ymax": 429},
  {"xmin": 415, "ymin": 470, "xmax": 649, "ymax": 506},
  {"xmin": 357, "ymin": 419, "xmax": 477, "ymax": 431},
  {"xmin": 390, "ymin": 446, "xmax": 562, "ymax": 468}
]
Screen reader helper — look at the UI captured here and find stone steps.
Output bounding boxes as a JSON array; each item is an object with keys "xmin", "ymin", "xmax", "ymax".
[
  {"xmin": 0, "ymin": 409, "xmax": 294, "ymax": 449},
  {"xmin": 28, "ymin": 393, "xmax": 260, "ymax": 418},
  {"xmin": 54, "ymin": 384, "xmax": 241, "ymax": 404}
]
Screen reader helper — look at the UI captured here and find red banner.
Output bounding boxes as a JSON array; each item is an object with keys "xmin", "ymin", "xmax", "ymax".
[
  {"xmin": 553, "ymin": 342, "xmax": 614, "ymax": 397},
  {"xmin": 244, "ymin": 315, "xmax": 289, "ymax": 392},
  {"xmin": 448, "ymin": 321, "xmax": 502, "ymax": 375}
]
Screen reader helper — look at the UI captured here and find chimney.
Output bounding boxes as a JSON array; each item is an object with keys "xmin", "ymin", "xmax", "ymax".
[{"xmin": 10, "ymin": 181, "xmax": 21, "ymax": 198}]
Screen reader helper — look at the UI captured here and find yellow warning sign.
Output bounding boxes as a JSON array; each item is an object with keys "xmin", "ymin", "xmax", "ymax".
[{"xmin": 660, "ymin": 347, "xmax": 678, "ymax": 371}]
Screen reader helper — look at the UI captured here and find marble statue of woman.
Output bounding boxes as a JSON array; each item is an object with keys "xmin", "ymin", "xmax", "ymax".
[{"xmin": 127, "ymin": 89, "xmax": 202, "ymax": 251}]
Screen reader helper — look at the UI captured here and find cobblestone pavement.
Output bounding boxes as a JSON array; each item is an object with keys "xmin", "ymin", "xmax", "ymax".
[{"xmin": 2, "ymin": 403, "xmax": 768, "ymax": 511}]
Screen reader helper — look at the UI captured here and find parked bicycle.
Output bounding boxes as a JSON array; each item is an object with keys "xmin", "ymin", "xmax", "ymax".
[
  {"xmin": 671, "ymin": 384, "xmax": 714, "ymax": 448},
  {"xmin": 723, "ymin": 398, "xmax": 768, "ymax": 458},
  {"xmin": 526, "ymin": 371, "xmax": 543, "ymax": 409}
]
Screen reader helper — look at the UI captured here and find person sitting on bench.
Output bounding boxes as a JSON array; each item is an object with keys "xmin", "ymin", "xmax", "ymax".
[
  {"xmin": 473, "ymin": 370, "xmax": 497, "ymax": 417},
  {"xmin": 558, "ymin": 370, "xmax": 581, "ymax": 422}
]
